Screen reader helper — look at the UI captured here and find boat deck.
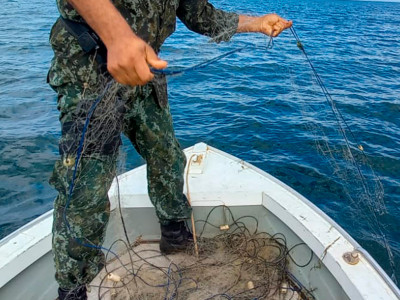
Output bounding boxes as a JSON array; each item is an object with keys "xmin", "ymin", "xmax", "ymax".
[{"xmin": 89, "ymin": 242, "xmax": 302, "ymax": 300}]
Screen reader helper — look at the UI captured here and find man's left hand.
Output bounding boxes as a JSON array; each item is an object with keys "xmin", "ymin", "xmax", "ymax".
[
  {"xmin": 258, "ymin": 14, "xmax": 293, "ymax": 37},
  {"xmin": 237, "ymin": 14, "xmax": 292, "ymax": 37}
]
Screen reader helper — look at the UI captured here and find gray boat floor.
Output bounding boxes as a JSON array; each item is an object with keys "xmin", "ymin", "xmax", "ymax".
[{"xmin": 88, "ymin": 243, "xmax": 301, "ymax": 300}]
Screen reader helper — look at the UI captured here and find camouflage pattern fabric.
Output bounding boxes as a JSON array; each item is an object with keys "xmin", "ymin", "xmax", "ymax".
[
  {"xmin": 49, "ymin": 0, "xmax": 238, "ymax": 290},
  {"xmin": 55, "ymin": 0, "xmax": 239, "ymax": 48}
]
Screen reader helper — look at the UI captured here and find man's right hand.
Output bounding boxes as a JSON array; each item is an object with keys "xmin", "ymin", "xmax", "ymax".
[
  {"xmin": 68, "ymin": 0, "xmax": 167, "ymax": 86},
  {"xmin": 107, "ymin": 34, "xmax": 168, "ymax": 86}
]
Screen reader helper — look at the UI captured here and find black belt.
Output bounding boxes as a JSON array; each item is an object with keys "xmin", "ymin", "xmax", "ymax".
[{"xmin": 60, "ymin": 17, "xmax": 107, "ymax": 65}]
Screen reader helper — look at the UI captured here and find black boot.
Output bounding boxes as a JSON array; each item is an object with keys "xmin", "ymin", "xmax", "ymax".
[
  {"xmin": 58, "ymin": 285, "xmax": 87, "ymax": 300},
  {"xmin": 159, "ymin": 221, "xmax": 193, "ymax": 254}
]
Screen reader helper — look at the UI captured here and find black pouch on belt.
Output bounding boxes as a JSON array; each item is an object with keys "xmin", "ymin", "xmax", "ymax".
[
  {"xmin": 59, "ymin": 16, "xmax": 107, "ymax": 66},
  {"xmin": 152, "ymin": 73, "xmax": 168, "ymax": 108}
]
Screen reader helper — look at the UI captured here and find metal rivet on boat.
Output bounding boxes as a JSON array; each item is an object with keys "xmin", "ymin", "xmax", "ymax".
[{"xmin": 343, "ymin": 250, "xmax": 360, "ymax": 265}]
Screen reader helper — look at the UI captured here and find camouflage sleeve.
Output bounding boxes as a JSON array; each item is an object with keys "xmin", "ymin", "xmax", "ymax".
[{"xmin": 177, "ymin": 0, "xmax": 239, "ymax": 43}]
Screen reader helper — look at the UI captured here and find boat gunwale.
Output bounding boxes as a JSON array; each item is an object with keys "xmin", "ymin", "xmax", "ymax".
[{"xmin": 0, "ymin": 210, "xmax": 53, "ymax": 288}]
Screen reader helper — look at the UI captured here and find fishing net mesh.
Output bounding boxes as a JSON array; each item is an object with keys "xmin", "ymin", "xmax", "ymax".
[{"xmin": 287, "ymin": 54, "xmax": 396, "ymax": 281}]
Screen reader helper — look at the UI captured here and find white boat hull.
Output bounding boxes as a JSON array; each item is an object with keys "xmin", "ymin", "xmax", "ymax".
[{"xmin": 0, "ymin": 143, "xmax": 399, "ymax": 300}]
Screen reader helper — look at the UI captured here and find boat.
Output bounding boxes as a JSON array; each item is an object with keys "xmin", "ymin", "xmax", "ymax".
[{"xmin": 1, "ymin": 142, "xmax": 399, "ymax": 300}]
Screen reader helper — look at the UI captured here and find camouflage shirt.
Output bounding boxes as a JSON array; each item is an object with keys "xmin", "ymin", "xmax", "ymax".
[{"xmin": 56, "ymin": 0, "xmax": 239, "ymax": 51}]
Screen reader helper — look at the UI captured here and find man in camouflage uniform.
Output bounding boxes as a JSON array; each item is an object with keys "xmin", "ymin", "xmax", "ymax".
[{"xmin": 48, "ymin": 0, "xmax": 291, "ymax": 299}]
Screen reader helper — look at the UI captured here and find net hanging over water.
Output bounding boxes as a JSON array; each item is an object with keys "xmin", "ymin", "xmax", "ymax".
[{"xmin": 288, "ymin": 27, "xmax": 396, "ymax": 284}]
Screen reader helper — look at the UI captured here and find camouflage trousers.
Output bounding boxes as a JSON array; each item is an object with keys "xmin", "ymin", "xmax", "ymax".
[{"xmin": 48, "ymin": 18, "xmax": 191, "ymax": 290}]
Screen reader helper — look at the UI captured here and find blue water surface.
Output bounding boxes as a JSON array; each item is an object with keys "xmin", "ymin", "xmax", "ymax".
[{"xmin": 0, "ymin": 0, "xmax": 399, "ymax": 285}]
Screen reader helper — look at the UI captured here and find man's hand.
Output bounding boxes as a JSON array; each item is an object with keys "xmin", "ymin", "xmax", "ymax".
[
  {"xmin": 258, "ymin": 14, "xmax": 292, "ymax": 37},
  {"xmin": 107, "ymin": 34, "xmax": 167, "ymax": 86},
  {"xmin": 68, "ymin": 0, "xmax": 167, "ymax": 86},
  {"xmin": 237, "ymin": 14, "xmax": 292, "ymax": 37}
]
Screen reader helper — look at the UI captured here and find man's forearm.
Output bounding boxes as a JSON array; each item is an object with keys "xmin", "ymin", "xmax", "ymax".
[
  {"xmin": 237, "ymin": 15, "xmax": 262, "ymax": 33},
  {"xmin": 237, "ymin": 14, "xmax": 292, "ymax": 37},
  {"xmin": 68, "ymin": 0, "xmax": 135, "ymax": 48}
]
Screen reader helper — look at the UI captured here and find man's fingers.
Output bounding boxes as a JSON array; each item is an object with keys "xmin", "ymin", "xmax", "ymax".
[
  {"xmin": 272, "ymin": 24, "xmax": 283, "ymax": 37},
  {"xmin": 280, "ymin": 19, "xmax": 293, "ymax": 29},
  {"xmin": 269, "ymin": 13, "xmax": 280, "ymax": 23},
  {"xmin": 106, "ymin": 36, "xmax": 166, "ymax": 86},
  {"xmin": 108, "ymin": 61, "xmax": 149, "ymax": 86},
  {"xmin": 271, "ymin": 18, "xmax": 292, "ymax": 37},
  {"xmin": 145, "ymin": 44, "xmax": 168, "ymax": 70},
  {"xmin": 112, "ymin": 69, "xmax": 137, "ymax": 85},
  {"xmin": 261, "ymin": 14, "xmax": 292, "ymax": 37},
  {"xmin": 135, "ymin": 59, "xmax": 154, "ymax": 85},
  {"xmin": 149, "ymin": 59, "xmax": 168, "ymax": 70}
]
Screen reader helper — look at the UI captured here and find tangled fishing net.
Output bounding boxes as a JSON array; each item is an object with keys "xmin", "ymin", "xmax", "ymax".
[{"xmin": 91, "ymin": 206, "xmax": 313, "ymax": 300}]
